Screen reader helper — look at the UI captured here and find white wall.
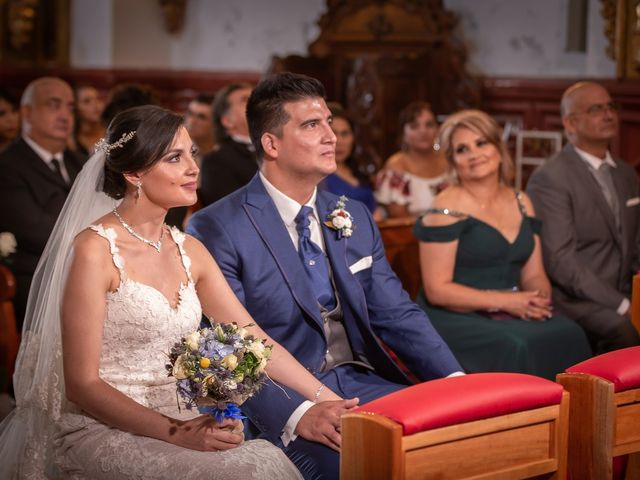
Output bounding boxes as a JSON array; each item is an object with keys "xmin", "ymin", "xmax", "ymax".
[
  {"xmin": 70, "ymin": 0, "xmax": 616, "ymax": 78},
  {"xmin": 448, "ymin": 0, "xmax": 615, "ymax": 77},
  {"xmin": 72, "ymin": 0, "xmax": 325, "ymax": 72},
  {"xmin": 70, "ymin": 0, "xmax": 113, "ymax": 68}
]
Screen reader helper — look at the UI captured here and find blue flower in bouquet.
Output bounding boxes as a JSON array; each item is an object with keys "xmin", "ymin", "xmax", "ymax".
[
  {"xmin": 167, "ymin": 323, "xmax": 272, "ymax": 422},
  {"xmin": 202, "ymin": 337, "xmax": 235, "ymax": 360}
]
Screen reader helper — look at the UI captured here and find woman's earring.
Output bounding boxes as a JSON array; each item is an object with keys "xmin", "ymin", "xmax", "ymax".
[
  {"xmin": 433, "ymin": 142, "xmax": 441, "ymax": 152},
  {"xmin": 135, "ymin": 182, "xmax": 142, "ymax": 200}
]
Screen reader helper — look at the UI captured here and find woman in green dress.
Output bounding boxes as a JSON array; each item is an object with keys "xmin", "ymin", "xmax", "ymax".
[{"xmin": 414, "ymin": 109, "xmax": 591, "ymax": 380}]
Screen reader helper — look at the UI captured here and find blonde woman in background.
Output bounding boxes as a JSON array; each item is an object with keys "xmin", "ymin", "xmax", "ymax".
[{"xmin": 413, "ymin": 109, "xmax": 592, "ymax": 379}]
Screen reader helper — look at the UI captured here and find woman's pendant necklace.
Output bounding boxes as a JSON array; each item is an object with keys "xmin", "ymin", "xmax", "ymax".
[{"xmin": 112, "ymin": 208, "xmax": 164, "ymax": 252}]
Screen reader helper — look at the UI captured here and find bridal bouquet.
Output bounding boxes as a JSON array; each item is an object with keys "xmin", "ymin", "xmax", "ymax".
[{"xmin": 167, "ymin": 323, "xmax": 272, "ymax": 422}]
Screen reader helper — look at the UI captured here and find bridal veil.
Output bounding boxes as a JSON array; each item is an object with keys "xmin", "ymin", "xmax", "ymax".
[{"xmin": 0, "ymin": 150, "xmax": 118, "ymax": 478}]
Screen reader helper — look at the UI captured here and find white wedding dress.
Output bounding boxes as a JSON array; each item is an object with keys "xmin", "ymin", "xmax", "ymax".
[{"xmin": 50, "ymin": 225, "xmax": 301, "ymax": 479}]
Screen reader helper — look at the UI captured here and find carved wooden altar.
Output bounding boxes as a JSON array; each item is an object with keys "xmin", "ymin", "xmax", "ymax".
[
  {"xmin": 269, "ymin": 0, "xmax": 481, "ymax": 172},
  {"xmin": 0, "ymin": 0, "xmax": 70, "ymax": 66},
  {"xmin": 601, "ymin": 0, "xmax": 640, "ymax": 78}
]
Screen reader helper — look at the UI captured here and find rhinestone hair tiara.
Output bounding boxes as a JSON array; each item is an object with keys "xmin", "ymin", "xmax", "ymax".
[{"xmin": 95, "ymin": 131, "xmax": 136, "ymax": 156}]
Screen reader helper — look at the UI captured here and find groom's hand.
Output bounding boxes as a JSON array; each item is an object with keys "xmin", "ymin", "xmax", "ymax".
[{"xmin": 294, "ymin": 398, "xmax": 359, "ymax": 451}]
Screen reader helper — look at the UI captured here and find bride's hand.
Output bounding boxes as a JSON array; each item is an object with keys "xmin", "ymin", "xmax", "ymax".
[{"xmin": 169, "ymin": 415, "xmax": 244, "ymax": 451}]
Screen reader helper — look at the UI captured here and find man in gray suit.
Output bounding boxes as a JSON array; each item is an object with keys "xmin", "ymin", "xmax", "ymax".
[{"xmin": 527, "ymin": 81, "xmax": 640, "ymax": 353}]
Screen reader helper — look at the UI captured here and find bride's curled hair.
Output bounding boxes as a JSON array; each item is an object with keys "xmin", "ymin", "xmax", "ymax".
[{"xmin": 102, "ymin": 105, "xmax": 183, "ymax": 199}]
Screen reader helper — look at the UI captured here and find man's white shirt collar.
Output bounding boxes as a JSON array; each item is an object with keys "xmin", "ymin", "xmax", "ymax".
[
  {"xmin": 259, "ymin": 172, "xmax": 318, "ymax": 225},
  {"xmin": 259, "ymin": 172, "xmax": 324, "ymax": 250},
  {"xmin": 23, "ymin": 135, "xmax": 70, "ymax": 183},
  {"xmin": 22, "ymin": 134, "xmax": 62, "ymax": 165},
  {"xmin": 574, "ymin": 145, "xmax": 616, "ymax": 171}
]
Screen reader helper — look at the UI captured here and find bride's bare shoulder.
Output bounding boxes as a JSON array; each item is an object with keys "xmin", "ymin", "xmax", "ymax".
[
  {"xmin": 72, "ymin": 222, "xmax": 119, "ymax": 261},
  {"xmin": 180, "ymin": 233, "xmax": 219, "ymax": 279}
]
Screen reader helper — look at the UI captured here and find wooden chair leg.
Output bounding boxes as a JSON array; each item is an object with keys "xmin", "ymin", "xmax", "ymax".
[
  {"xmin": 632, "ymin": 274, "xmax": 640, "ymax": 335},
  {"xmin": 557, "ymin": 373, "xmax": 615, "ymax": 480},
  {"xmin": 341, "ymin": 413, "xmax": 404, "ymax": 479},
  {"xmin": 627, "ymin": 452, "xmax": 640, "ymax": 480}
]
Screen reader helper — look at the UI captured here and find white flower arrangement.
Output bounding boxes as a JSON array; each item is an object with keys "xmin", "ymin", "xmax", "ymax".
[
  {"xmin": 0, "ymin": 232, "xmax": 17, "ymax": 259},
  {"xmin": 325, "ymin": 196, "xmax": 354, "ymax": 239}
]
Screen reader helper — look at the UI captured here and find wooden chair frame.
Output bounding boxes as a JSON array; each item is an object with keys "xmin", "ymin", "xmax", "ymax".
[
  {"xmin": 377, "ymin": 217, "xmax": 421, "ymax": 300},
  {"xmin": 557, "ymin": 373, "xmax": 640, "ymax": 480},
  {"xmin": 631, "ymin": 273, "xmax": 640, "ymax": 335},
  {"xmin": 0, "ymin": 264, "xmax": 19, "ymax": 393},
  {"xmin": 341, "ymin": 391, "xmax": 569, "ymax": 480}
]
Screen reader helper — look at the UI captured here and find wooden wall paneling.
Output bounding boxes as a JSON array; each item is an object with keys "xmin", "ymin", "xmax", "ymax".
[
  {"xmin": 0, "ymin": 67, "xmax": 262, "ymax": 113},
  {"xmin": 482, "ymin": 77, "xmax": 640, "ymax": 175},
  {"xmin": 2, "ymin": 64, "xmax": 639, "ymax": 173},
  {"xmin": 618, "ymin": 109, "xmax": 640, "ymax": 170}
]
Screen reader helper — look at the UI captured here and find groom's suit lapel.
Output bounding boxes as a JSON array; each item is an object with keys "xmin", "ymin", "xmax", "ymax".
[
  {"xmin": 316, "ymin": 192, "xmax": 368, "ymax": 324},
  {"xmin": 243, "ymin": 176, "xmax": 325, "ymax": 330}
]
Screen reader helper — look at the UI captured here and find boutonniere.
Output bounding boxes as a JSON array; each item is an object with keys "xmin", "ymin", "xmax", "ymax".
[{"xmin": 324, "ymin": 195, "xmax": 354, "ymax": 239}]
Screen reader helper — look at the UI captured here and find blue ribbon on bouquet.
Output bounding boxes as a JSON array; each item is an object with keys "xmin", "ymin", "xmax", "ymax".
[{"xmin": 200, "ymin": 402, "xmax": 246, "ymax": 423}]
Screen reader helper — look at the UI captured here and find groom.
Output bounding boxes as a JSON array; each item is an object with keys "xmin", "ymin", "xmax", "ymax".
[{"xmin": 187, "ymin": 72, "xmax": 462, "ymax": 478}]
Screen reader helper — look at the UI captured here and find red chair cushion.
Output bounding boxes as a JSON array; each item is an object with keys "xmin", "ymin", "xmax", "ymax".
[
  {"xmin": 565, "ymin": 346, "xmax": 640, "ymax": 392},
  {"xmin": 353, "ymin": 372, "xmax": 563, "ymax": 436}
]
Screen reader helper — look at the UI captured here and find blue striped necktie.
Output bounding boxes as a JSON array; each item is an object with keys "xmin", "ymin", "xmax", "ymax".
[{"xmin": 294, "ymin": 206, "xmax": 336, "ymax": 310}]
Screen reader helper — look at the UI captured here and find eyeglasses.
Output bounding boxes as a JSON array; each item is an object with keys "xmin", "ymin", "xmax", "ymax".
[{"xmin": 570, "ymin": 101, "xmax": 619, "ymax": 117}]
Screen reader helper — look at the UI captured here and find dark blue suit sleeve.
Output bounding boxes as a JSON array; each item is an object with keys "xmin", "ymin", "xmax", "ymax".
[
  {"xmin": 186, "ymin": 210, "xmax": 308, "ymax": 443},
  {"xmin": 355, "ymin": 207, "xmax": 463, "ymax": 379}
]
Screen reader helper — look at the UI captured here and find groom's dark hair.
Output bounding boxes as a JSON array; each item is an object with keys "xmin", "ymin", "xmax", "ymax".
[{"xmin": 246, "ymin": 72, "xmax": 326, "ymax": 161}]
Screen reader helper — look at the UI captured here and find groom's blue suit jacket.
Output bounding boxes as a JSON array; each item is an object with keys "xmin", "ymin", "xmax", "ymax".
[{"xmin": 187, "ymin": 174, "xmax": 461, "ymax": 443}]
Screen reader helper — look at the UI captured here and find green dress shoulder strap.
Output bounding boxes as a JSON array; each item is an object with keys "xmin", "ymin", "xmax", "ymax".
[
  {"xmin": 515, "ymin": 191, "xmax": 542, "ymax": 234},
  {"xmin": 413, "ymin": 208, "xmax": 469, "ymax": 242}
]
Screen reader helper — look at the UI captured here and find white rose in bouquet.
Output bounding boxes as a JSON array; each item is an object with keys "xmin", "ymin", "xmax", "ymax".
[{"xmin": 184, "ymin": 331, "xmax": 201, "ymax": 351}]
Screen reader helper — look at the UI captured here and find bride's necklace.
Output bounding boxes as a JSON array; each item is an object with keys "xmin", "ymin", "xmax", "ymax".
[{"xmin": 112, "ymin": 208, "xmax": 164, "ymax": 252}]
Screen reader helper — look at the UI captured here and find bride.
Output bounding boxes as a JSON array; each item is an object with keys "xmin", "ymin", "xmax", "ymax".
[{"xmin": 0, "ymin": 105, "xmax": 350, "ymax": 479}]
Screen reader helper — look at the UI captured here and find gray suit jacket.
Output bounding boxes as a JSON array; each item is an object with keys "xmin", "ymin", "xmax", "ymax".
[{"xmin": 527, "ymin": 143, "xmax": 640, "ymax": 322}]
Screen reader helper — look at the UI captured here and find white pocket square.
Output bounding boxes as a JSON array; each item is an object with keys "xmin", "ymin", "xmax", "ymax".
[
  {"xmin": 626, "ymin": 197, "xmax": 640, "ymax": 207},
  {"xmin": 349, "ymin": 256, "xmax": 372, "ymax": 274}
]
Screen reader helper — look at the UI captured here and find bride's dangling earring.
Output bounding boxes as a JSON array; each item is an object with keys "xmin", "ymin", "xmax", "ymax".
[{"xmin": 135, "ymin": 182, "xmax": 142, "ymax": 201}]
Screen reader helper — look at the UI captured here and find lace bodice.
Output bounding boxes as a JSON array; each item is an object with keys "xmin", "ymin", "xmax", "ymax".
[
  {"xmin": 90, "ymin": 224, "xmax": 202, "ymax": 413},
  {"xmin": 47, "ymin": 226, "xmax": 302, "ymax": 479}
]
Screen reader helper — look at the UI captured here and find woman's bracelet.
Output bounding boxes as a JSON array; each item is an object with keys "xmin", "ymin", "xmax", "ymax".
[{"xmin": 313, "ymin": 384, "xmax": 325, "ymax": 403}]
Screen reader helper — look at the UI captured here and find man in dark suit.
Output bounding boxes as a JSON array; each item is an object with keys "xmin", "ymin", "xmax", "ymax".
[
  {"xmin": 527, "ymin": 81, "xmax": 640, "ymax": 353},
  {"xmin": 0, "ymin": 77, "xmax": 83, "ymax": 328},
  {"xmin": 198, "ymin": 82, "xmax": 257, "ymax": 206},
  {"xmin": 188, "ymin": 73, "xmax": 462, "ymax": 478}
]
